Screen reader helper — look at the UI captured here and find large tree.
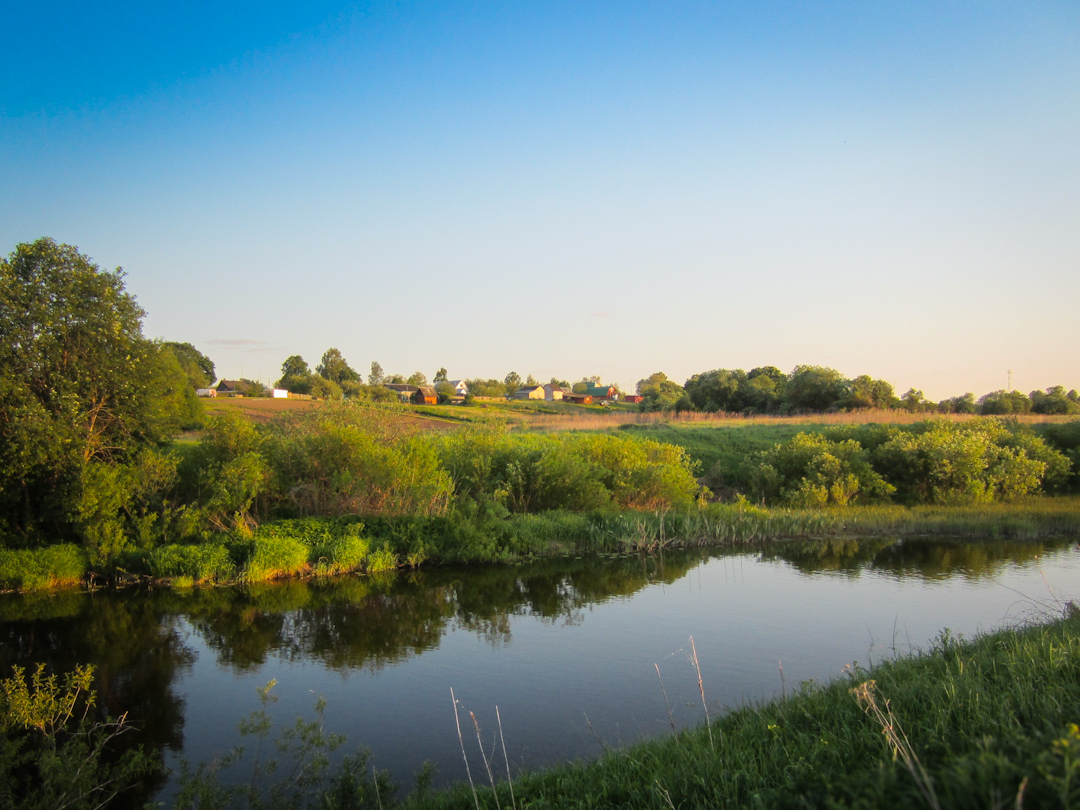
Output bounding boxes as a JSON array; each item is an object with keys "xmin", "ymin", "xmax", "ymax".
[
  {"xmin": 0, "ymin": 238, "xmax": 188, "ymax": 542},
  {"xmin": 162, "ymin": 341, "xmax": 215, "ymax": 388},
  {"xmin": 316, "ymin": 348, "xmax": 360, "ymax": 385}
]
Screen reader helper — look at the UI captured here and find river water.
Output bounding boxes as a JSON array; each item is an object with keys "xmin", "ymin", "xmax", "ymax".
[{"xmin": 2, "ymin": 536, "xmax": 1078, "ymax": 802}]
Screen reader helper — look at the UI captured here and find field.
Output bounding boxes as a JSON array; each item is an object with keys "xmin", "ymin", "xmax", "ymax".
[{"xmin": 202, "ymin": 398, "xmax": 1077, "ymax": 434}]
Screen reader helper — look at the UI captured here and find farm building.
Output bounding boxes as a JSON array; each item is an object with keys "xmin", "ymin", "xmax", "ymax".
[
  {"xmin": 544, "ymin": 384, "xmax": 572, "ymax": 401},
  {"xmin": 583, "ymin": 384, "xmax": 619, "ymax": 401},
  {"xmin": 413, "ymin": 386, "xmax": 438, "ymax": 405},
  {"xmin": 513, "ymin": 385, "xmax": 546, "ymax": 400},
  {"xmin": 196, "ymin": 388, "xmax": 217, "ymax": 398},
  {"xmin": 562, "ymin": 392, "xmax": 594, "ymax": 404},
  {"xmin": 622, "ymin": 394, "xmax": 644, "ymax": 404},
  {"xmin": 384, "ymin": 383, "xmax": 419, "ymax": 403},
  {"xmin": 215, "ymin": 380, "xmax": 241, "ymax": 395}
]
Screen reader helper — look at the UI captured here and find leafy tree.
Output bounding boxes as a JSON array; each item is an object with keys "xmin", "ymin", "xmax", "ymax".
[
  {"xmin": 978, "ymin": 389, "xmax": 1032, "ymax": 415},
  {"xmin": 433, "ymin": 367, "xmax": 448, "ymax": 384},
  {"xmin": 276, "ymin": 355, "xmax": 312, "ymax": 395},
  {"xmin": 0, "ymin": 238, "xmax": 188, "ymax": 543},
  {"xmin": 900, "ymin": 388, "xmax": 934, "ymax": 413},
  {"xmin": 504, "ymin": 371, "xmax": 522, "ymax": 397},
  {"xmin": 162, "ymin": 342, "xmax": 216, "ymax": 389},
  {"xmin": 843, "ymin": 375, "xmax": 896, "ymax": 410},
  {"xmin": 941, "ymin": 393, "xmax": 977, "ymax": 414},
  {"xmin": 1030, "ymin": 386, "xmax": 1080, "ymax": 415},
  {"xmin": 407, "ymin": 371, "xmax": 428, "ymax": 387},
  {"xmin": 308, "ymin": 376, "xmax": 343, "ymax": 401},
  {"xmin": 636, "ymin": 372, "xmax": 690, "ymax": 412},
  {"xmin": 684, "ymin": 368, "xmax": 747, "ymax": 412},
  {"xmin": 783, "ymin": 366, "xmax": 849, "ymax": 412},
  {"xmin": 315, "ymin": 349, "xmax": 360, "ymax": 385},
  {"xmin": 368, "ymin": 361, "xmax": 385, "ymax": 387}
]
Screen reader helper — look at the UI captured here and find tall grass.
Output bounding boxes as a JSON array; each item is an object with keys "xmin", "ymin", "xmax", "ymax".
[
  {"xmin": 0, "ymin": 544, "xmax": 87, "ymax": 591},
  {"xmin": 407, "ymin": 613, "xmax": 1080, "ymax": 809}
]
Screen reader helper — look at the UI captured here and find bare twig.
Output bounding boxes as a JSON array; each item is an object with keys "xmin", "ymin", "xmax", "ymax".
[
  {"xmin": 470, "ymin": 711, "xmax": 501, "ymax": 810},
  {"xmin": 451, "ymin": 688, "xmax": 480, "ymax": 810},
  {"xmin": 779, "ymin": 660, "xmax": 786, "ymax": 699},
  {"xmin": 496, "ymin": 707, "xmax": 517, "ymax": 810},
  {"xmin": 852, "ymin": 680, "xmax": 940, "ymax": 810},
  {"xmin": 582, "ymin": 711, "xmax": 607, "ymax": 753},
  {"xmin": 655, "ymin": 663, "xmax": 679, "ymax": 739},
  {"xmin": 373, "ymin": 765, "xmax": 383, "ymax": 810},
  {"xmin": 689, "ymin": 636, "xmax": 714, "ymax": 752}
]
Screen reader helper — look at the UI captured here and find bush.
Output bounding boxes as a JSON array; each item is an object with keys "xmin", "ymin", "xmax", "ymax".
[{"xmin": 751, "ymin": 432, "xmax": 894, "ymax": 506}]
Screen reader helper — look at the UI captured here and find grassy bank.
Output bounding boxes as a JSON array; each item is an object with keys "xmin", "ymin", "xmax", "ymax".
[
  {"xmin": 405, "ymin": 612, "xmax": 1080, "ymax": 809},
  {"xmin": 3, "ymin": 496, "xmax": 1078, "ymax": 592}
]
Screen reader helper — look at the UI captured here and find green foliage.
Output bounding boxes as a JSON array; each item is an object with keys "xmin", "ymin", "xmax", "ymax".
[
  {"xmin": 0, "ymin": 238, "xmax": 190, "ymax": 544},
  {"xmin": 635, "ymin": 372, "xmax": 690, "ymax": 412},
  {"xmin": 784, "ymin": 365, "xmax": 850, "ymax": 412},
  {"xmin": 316, "ymin": 348, "xmax": 361, "ymax": 385},
  {"xmin": 172, "ymin": 681, "xmax": 396, "ymax": 810},
  {"xmin": 146, "ymin": 542, "xmax": 234, "ymax": 582},
  {"xmin": 1030, "ymin": 386, "xmax": 1080, "ymax": 415},
  {"xmin": 0, "ymin": 663, "xmax": 156, "ymax": 810},
  {"xmin": 978, "ymin": 389, "xmax": 1032, "ymax": 415},
  {"xmin": 1037, "ymin": 421, "xmax": 1080, "ymax": 492},
  {"xmin": 163, "ymin": 341, "xmax": 216, "ymax": 389},
  {"xmin": 751, "ymin": 432, "xmax": 895, "ymax": 506},
  {"xmin": 875, "ymin": 420, "xmax": 1049, "ymax": 504},
  {"xmin": 264, "ymin": 405, "xmax": 453, "ymax": 517},
  {"xmin": 0, "ymin": 544, "xmax": 87, "ymax": 591}
]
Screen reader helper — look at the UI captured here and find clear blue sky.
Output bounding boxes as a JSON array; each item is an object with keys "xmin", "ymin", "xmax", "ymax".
[{"xmin": 3, "ymin": 1, "xmax": 1077, "ymax": 399}]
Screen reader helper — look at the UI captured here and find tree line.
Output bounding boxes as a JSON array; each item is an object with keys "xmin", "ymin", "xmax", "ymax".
[{"xmin": 636, "ymin": 366, "xmax": 1079, "ymax": 416}]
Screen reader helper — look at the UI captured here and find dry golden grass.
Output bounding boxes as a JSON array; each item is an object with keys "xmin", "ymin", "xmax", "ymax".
[{"xmin": 524, "ymin": 408, "xmax": 1076, "ymax": 433}]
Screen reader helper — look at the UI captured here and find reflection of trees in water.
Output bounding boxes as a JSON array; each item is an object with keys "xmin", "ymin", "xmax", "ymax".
[
  {"xmin": 0, "ymin": 590, "xmax": 194, "ymax": 805},
  {"xmin": 178, "ymin": 551, "xmax": 709, "ymax": 672},
  {"xmin": 760, "ymin": 536, "xmax": 1071, "ymax": 581}
]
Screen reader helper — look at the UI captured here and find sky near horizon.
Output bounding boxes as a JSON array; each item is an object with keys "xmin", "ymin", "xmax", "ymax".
[{"xmin": 2, "ymin": 1, "xmax": 1077, "ymax": 400}]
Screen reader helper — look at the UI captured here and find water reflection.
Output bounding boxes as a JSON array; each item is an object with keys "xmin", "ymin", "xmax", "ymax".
[
  {"xmin": 0, "ymin": 535, "xmax": 1075, "ymax": 803},
  {"xmin": 760, "ymin": 536, "xmax": 1058, "ymax": 580}
]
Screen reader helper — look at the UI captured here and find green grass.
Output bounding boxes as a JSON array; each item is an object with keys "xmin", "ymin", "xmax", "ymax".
[
  {"xmin": 405, "ymin": 613, "xmax": 1080, "ymax": 809},
  {"xmin": 0, "ymin": 544, "xmax": 88, "ymax": 591}
]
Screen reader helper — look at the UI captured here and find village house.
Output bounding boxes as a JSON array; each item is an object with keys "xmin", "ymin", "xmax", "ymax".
[
  {"xmin": 512, "ymin": 385, "xmax": 546, "ymax": 400},
  {"xmin": 383, "ymin": 383, "xmax": 419, "ymax": 403},
  {"xmin": 444, "ymin": 380, "xmax": 469, "ymax": 396},
  {"xmin": 544, "ymin": 383, "xmax": 572, "ymax": 401}
]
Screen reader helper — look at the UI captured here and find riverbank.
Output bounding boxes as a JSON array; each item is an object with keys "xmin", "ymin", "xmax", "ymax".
[
  {"xmin": 2, "ymin": 496, "xmax": 1079, "ymax": 592},
  {"xmin": 404, "ymin": 611, "xmax": 1080, "ymax": 809}
]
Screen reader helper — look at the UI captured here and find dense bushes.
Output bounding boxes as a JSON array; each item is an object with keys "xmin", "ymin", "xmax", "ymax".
[{"xmin": 746, "ymin": 419, "xmax": 1069, "ymax": 506}]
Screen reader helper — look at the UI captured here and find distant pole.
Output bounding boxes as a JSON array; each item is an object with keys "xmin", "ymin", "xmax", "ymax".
[{"xmin": 1007, "ymin": 369, "xmax": 1012, "ymax": 391}]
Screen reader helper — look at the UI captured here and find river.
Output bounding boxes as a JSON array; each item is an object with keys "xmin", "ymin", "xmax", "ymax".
[{"xmin": 1, "ymin": 535, "xmax": 1078, "ymax": 803}]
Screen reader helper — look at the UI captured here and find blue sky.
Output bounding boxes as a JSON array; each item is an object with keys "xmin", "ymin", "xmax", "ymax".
[{"xmin": 2, "ymin": 1, "xmax": 1077, "ymax": 399}]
